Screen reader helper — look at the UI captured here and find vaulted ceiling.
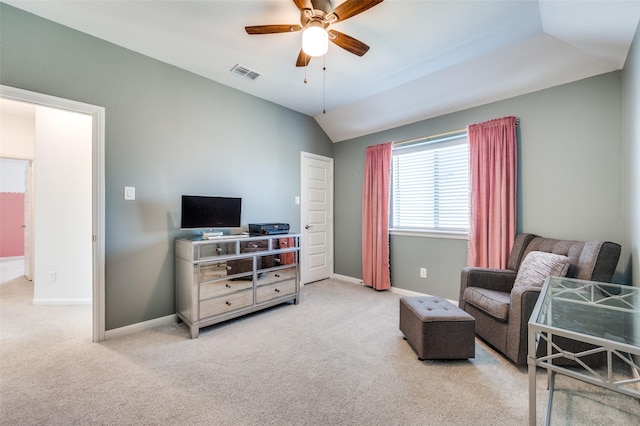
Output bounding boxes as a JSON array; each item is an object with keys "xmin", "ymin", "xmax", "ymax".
[{"xmin": 5, "ymin": 1, "xmax": 640, "ymax": 142}]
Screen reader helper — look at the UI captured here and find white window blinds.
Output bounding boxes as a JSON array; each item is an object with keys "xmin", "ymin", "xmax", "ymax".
[{"xmin": 391, "ymin": 133, "xmax": 469, "ymax": 234}]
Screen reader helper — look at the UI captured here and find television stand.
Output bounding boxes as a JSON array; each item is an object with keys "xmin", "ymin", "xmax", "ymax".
[{"xmin": 175, "ymin": 234, "xmax": 300, "ymax": 338}]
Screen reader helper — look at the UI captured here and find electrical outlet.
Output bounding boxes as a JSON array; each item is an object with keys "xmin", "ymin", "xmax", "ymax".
[
  {"xmin": 420, "ymin": 267, "xmax": 427, "ymax": 279},
  {"xmin": 49, "ymin": 271, "xmax": 56, "ymax": 282}
]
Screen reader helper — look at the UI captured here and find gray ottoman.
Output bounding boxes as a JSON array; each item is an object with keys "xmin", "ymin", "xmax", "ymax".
[{"xmin": 399, "ymin": 296, "xmax": 475, "ymax": 360}]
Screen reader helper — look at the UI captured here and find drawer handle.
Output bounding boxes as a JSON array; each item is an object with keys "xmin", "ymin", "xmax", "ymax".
[
  {"xmin": 216, "ymin": 247, "xmax": 222, "ymax": 253},
  {"xmin": 275, "ymin": 274, "xmax": 280, "ymax": 278},
  {"xmin": 225, "ymin": 301, "xmax": 231, "ymax": 306},
  {"xmin": 225, "ymin": 284, "xmax": 231, "ymax": 288},
  {"xmin": 274, "ymin": 288, "xmax": 280, "ymax": 293}
]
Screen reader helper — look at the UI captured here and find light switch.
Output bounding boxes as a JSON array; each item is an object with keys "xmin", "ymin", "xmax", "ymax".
[
  {"xmin": 295, "ymin": 195, "xmax": 300, "ymax": 205},
  {"xmin": 124, "ymin": 186, "xmax": 136, "ymax": 200}
]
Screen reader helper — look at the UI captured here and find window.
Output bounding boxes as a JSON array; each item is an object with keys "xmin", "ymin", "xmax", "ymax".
[{"xmin": 391, "ymin": 131, "xmax": 469, "ymax": 235}]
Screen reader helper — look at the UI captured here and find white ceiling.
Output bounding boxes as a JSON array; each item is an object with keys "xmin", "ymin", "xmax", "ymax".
[{"xmin": 5, "ymin": 0, "xmax": 640, "ymax": 142}]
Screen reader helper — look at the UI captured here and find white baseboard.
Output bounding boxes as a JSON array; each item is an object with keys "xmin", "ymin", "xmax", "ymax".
[
  {"xmin": 330, "ymin": 273, "xmax": 363, "ymax": 285},
  {"xmin": 329, "ymin": 273, "xmax": 460, "ymax": 304},
  {"xmin": 105, "ymin": 314, "xmax": 177, "ymax": 340},
  {"xmin": 32, "ymin": 298, "xmax": 91, "ymax": 305}
]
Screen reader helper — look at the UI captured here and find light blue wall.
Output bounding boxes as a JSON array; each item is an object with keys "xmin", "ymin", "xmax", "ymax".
[
  {"xmin": 334, "ymin": 72, "xmax": 627, "ymax": 300},
  {"xmin": 0, "ymin": 4, "xmax": 333, "ymax": 329},
  {"xmin": 623, "ymin": 22, "xmax": 640, "ymax": 287}
]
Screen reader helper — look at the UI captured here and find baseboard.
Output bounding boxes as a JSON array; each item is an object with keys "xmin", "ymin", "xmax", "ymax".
[
  {"xmin": 32, "ymin": 298, "xmax": 91, "ymax": 305},
  {"xmin": 104, "ymin": 314, "xmax": 177, "ymax": 340},
  {"xmin": 389, "ymin": 286, "xmax": 428, "ymax": 297},
  {"xmin": 330, "ymin": 274, "xmax": 431, "ymax": 295},
  {"xmin": 330, "ymin": 273, "xmax": 363, "ymax": 285}
]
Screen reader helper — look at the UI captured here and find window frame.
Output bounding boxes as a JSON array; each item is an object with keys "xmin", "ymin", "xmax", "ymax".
[{"xmin": 389, "ymin": 131, "xmax": 469, "ymax": 240}]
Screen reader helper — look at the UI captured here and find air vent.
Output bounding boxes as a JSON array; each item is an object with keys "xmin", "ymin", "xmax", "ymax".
[{"xmin": 230, "ymin": 64, "xmax": 261, "ymax": 81}]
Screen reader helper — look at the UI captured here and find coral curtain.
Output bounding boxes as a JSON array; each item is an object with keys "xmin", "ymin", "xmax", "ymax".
[
  {"xmin": 362, "ymin": 142, "xmax": 393, "ymax": 290},
  {"xmin": 467, "ymin": 116, "xmax": 518, "ymax": 268}
]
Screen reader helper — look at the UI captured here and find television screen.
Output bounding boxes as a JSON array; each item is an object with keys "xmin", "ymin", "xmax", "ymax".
[{"xmin": 181, "ymin": 195, "xmax": 242, "ymax": 229}]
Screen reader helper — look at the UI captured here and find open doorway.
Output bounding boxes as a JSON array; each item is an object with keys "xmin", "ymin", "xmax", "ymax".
[{"xmin": 0, "ymin": 85, "xmax": 105, "ymax": 342}]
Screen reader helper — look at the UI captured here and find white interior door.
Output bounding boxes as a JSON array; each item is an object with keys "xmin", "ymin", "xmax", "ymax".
[
  {"xmin": 23, "ymin": 161, "xmax": 33, "ymax": 281},
  {"xmin": 300, "ymin": 152, "xmax": 333, "ymax": 284}
]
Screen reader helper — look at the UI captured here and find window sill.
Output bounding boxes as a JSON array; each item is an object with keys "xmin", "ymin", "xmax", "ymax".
[{"xmin": 389, "ymin": 229, "xmax": 469, "ymax": 240}]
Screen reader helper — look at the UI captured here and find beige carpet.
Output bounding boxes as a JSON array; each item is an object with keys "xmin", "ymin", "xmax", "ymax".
[{"xmin": 1, "ymin": 258, "xmax": 638, "ymax": 425}]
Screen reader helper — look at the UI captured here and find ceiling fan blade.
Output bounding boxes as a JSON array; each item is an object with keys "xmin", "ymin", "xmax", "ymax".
[
  {"xmin": 245, "ymin": 24, "xmax": 303, "ymax": 35},
  {"xmin": 326, "ymin": 0, "xmax": 383, "ymax": 23},
  {"xmin": 328, "ymin": 30, "xmax": 370, "ymax": 56},
  {"xmin": 293, "ymin": 0, "xmax": 313, "ymax": 10},
  {"xmin": 296, "ymin": 49, "xmax": 311, "ymax": 67}
]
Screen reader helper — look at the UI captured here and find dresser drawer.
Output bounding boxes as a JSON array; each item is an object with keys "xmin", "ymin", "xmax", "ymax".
[
  {"xmin": 198, "ymin": 242, "xmax": 237, "ymax": 259},
  {"xmin": 256, "ymin": 280, "xmax": 296, "ymax": 303},
  {"xmin": 240, "ymin": 239, "xmax": 269, "ymax": 253},
  {"xmin": 199, "ymin": 289, "xmax": 253, "ymax": 318},
  {"xmin": 200, "ymin": 278, "xmax": 253, "ymax": 300},
  {"xmin": 198, "ymin": 262, "xmax": 229, "ymax": 281},
  {"xmin": 257, "ymin": 266, "xmax": 296, "ymax": 285}
]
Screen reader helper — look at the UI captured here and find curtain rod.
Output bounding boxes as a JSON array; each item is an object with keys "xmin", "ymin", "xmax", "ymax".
[
  {"xmin": 393, "ymin": 117, "xmax": 519, "ymax": 148},
  {"xmin": 393, "ymin": 128, "xmax": 467, "ymax": 147}
]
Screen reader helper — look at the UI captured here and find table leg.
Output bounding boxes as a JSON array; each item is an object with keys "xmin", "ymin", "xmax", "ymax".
[
  {"xmin": 529, "ymin": 360, "xmax": 537, "ymax": 426},
  {"xmin": 545, "ymin": 372, "xmax": 556, "ymax": 426},
  {"xmin": 528, "ymin": 325, "xmax": 537, "ymax": 426}
]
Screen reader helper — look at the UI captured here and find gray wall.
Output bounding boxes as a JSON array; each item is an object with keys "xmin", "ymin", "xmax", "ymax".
[
  {"xmin": 334, "ymin": 71, "xmax": 628, "ymax": 300},
  {"xmin": 0, "ymin": 4, "xmax": 333, "ymax": 329},
  {"xmin": 623, "ymin": 22, "xmax": 640, "ymax": 287}
]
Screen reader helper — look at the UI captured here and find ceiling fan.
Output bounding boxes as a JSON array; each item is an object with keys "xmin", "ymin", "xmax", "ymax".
[{"xmin": 245, "ymin": 0, "xmax": 383, "ymax": 67}]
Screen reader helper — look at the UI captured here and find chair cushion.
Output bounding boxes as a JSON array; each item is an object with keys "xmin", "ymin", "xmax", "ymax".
[
  {"xmin": 513, "ymin": 251, "xmax": 570, "ymax": 288},
  {"xmin": 463, "ymin": 287, "xmax": 511, "ymax": 321}
]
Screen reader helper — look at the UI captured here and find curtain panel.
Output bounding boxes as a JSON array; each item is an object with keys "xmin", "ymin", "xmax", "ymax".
[
  {"xmin": 362, "ymin": 142, "xmax": 393, "ymax": 290},
  {"xmin": 467, "ymin": 116, "xmax": 518, "ymax": 268}
]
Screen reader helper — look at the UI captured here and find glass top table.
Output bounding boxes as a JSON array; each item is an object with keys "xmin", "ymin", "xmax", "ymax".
[{"xmin": 527, "ymin": 276, "xmax": 640, "ymax": 425}]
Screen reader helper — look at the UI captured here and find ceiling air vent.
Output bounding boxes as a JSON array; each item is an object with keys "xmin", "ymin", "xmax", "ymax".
[{"xmin": 230, "ymin": 64, "xmax": 261, "ymax": 81}]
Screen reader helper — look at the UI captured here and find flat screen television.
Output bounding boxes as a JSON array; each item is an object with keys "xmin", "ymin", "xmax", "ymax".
[{"xmin": 180, "ymin": 195, "xmax": 242, "ymax": 230}]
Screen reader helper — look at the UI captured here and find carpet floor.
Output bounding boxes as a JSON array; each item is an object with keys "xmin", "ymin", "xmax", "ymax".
[{"xmin": 1, "ymin": 259, "xmax": 638, "ymax": 425}]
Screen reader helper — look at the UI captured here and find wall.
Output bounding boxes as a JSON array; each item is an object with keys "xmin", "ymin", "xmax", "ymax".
[
  {"xmin": 0, "ymin": 158, "xmax": 26, "ymax": 257},
  {"xmin": 334, "ymin": 72, "xmax": 626, "ymax": 300},
  {"xmin": 0, "ymin": 106, "xmax": 35, "ymax": 159},
  {"xmin": 623, "ymin": 21, "xmax": 640, "ymax": 287},
  {"xmin": 0, "ymin": 4, "xmax": 333, "ymax": 329},
  {"xmin": 32, "ymin": 106, "xmax": 92, "ymax": 304}
]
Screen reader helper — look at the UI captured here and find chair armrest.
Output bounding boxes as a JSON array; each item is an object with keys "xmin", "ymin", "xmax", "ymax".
[
  {"xmin": 506, "ymin": 285, "xmax": 542, "ymax": 365},
  {"xmin": 458, "ymin": 267, "xmax": 516, "ymax": 309}
]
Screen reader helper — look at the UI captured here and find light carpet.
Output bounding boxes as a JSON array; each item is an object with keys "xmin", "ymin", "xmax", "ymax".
[{"xmin": 1, "ymin": 259, "xmax": 638, "ymax": 425}]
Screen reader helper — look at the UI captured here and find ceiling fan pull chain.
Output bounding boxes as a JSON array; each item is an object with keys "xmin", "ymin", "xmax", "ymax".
[{"xmin": 323, "ymin": 56, "xmax": 326, "ymax": 114}]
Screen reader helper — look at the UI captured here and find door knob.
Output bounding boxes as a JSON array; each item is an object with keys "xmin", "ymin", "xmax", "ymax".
[{"xmin": 305, "ymin": 224, "xmax": 313, "ymax": 230}]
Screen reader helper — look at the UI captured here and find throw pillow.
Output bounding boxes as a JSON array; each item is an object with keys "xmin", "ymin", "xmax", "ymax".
[{"xmin": 513, "ymin": 251, "xmax": 570, "ymax": 288}]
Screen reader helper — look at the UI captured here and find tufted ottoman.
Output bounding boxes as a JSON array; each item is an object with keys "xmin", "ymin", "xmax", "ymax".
[{"xmin": 399, "ymin": 296, "xmax": 475, "ymax": 360}]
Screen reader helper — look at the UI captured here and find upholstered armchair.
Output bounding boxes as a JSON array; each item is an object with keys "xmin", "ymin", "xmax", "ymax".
[{"xmin": 458, "ymin": 233, "xmax": 621, "ymax": 365}]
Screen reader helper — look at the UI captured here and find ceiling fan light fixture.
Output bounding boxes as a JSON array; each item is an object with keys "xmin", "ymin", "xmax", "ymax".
[{"xmin": 302, "ymin": 25, "xmax": 328, "ymax": 57}]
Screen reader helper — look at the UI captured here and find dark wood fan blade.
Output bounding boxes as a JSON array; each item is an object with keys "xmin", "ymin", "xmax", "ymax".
[
  {"xmin": 245, "ymin": 24, "xmax": 303, "ymax": 35},
  {"xmin": 293, "ymin": 0, "xmax": 313, "ymax": 10},
  {"xmin": 327, "ymin": 0, "xmax": 383, "ymax": 23},
  {"xmin": 328, "ymin": 30, "xmax": 370, "ymax": 56},
  {"xmin": 296, "ymin": 49, "xmax": 311, "ymax": 67}
]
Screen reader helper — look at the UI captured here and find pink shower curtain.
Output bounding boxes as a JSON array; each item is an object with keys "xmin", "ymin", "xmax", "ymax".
[
  {"xmin": 362, "ymin": 142, "xmax": 393, "ymax": 290},
  {"xmin": 467, "ymin": 116, "xmax": 518, "ymax": 268}
]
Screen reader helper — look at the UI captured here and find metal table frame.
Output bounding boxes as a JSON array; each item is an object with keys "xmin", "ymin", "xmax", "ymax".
[{"xmin": 527, "ymin": 277, "xmax": 640, "ymax": 425}]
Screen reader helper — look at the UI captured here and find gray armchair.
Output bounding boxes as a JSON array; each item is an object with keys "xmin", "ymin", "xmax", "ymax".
[{"xmin": 458, "ymin": 233, "xmax": 621, "ymax": 365}]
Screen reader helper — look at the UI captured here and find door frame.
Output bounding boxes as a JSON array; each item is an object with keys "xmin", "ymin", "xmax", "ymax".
[
  {"xmin": 300, "ymin": 151, "xmax": 334, "ymax": 285},
  {"xmin": 1, "ymin": 85, "xmax": 106, "ymax": 342}
]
